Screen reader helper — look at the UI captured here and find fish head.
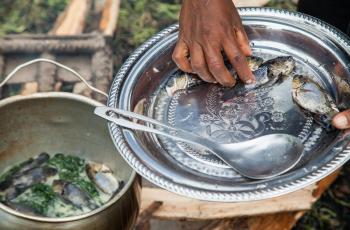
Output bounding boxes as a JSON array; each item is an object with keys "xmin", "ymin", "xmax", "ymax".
[
  {"xmin": 265, "ymin": 56, "xmax": 296, "ymax": 76},
  {"xmin": 253, "ymin": 65, "xmax": 269, "ymax": 84},
  {"xmin": 247, "ymin": 56, "xmax": 264, "ymax": 71},
  {"xmin": 292, "ymin": 75, "xmax": 304, "ymax": 90}
]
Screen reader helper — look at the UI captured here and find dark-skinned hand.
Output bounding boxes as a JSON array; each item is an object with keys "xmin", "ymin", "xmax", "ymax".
[{"xmin": 172, "ymin": 0, "xmax": 254, "ymax": 87}]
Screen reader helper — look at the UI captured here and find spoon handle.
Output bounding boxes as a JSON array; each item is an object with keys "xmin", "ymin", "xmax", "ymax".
[{"xmin": 94, "ymin": 106, "xmax": 216, "ymax": 151}]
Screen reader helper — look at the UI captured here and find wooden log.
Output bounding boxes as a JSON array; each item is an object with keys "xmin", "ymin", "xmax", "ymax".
[
  {"xmin": 200, "ymin": 170, "xmax": 340, "ymax": 230},
  {"xmin": 99, "ymin": 0, "xmax": 121, "ymax": 36},
  {"xmin": 37, "ymin": 53, "xmax": 56, "ymax": 92},
  {"xmin": 91, "ymin": 47, "xmax": 113, "ymax": 102},
  {"xmin": 141, "ymin": 185, "xmax": 316, "ymax": 220},
  {"xmin": 141, "ymin": 170, "xmax": 340, "ymax": 222},
  {"xmin": 135, "ymin": 201, "xmax": 163, "ymax": 230},
  {"xmin": 50, "ymin": 0, "xmax": 91, "ymax": 35},
  {"xmin": 0, "ymin": 35, "xmax": 107, "ymax": 53}
]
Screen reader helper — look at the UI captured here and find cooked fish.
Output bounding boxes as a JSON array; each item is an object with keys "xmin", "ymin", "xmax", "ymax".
[
  {"xmin": 6, "ymin": 201, "xmax": 43, "ymax": 216},
  {"xmin": 292, "ymin": 75, "xmax": 339, "ymax": 118},
  {"xmin": 13, "ymin": 153, "xmax": 50, "ymax": 178},
  {"xmin": 86, "ymin": 162, "xmax": 120, "ymax": 195},
  {"xmin": 244, "ymin": 66, "xmax": 269, "ymax": 90},
  {"xmin": 261, "ymin": 56, "xmax": 295, "ymax": 77},
  {"xmin": 166, "ymin": 74, "xmax": 189, "ymax": 96},
  {"xmin": 246, "ymin": 56, "xmax": 264, "ymax": 71},
  {"xmin": 332, "ymin": 74, "xmax": 350, "ymax": 110},
  {"xmin": 3, "ymin": 167, "xmax": 57, "ymax": 200},
  {"xmin": 53, "ymin": 180, "xmax": 97, "ymax": 210}
]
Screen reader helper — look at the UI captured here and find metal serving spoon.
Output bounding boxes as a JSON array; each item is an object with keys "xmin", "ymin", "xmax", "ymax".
[{"xmin": 95, "ymin": 106, "xmax": 304, "ymax": 179}]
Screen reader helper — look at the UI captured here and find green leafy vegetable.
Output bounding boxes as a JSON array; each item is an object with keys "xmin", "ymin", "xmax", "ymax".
[
  {"xmin": 0, "ymin": 158, "xmax": 34, "ymax": 183},
  {"xmin": 47, "ymin": 153, "xmax": 85, "ymax": 179},
  {"xmin": 73, "ymin": 180, "xmax": 99, "ymax": 198},
  {"xmin": 14, "ymin": 183, "xmax": 57, "ymax": 215},
  {"xmin": 47, "ymin": 153, "xmax": 99, "ymax": 198}
]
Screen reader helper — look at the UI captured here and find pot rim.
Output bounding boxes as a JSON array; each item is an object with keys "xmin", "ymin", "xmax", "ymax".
[{"xmin": 0, "ymin": 92, "xmax": 137, "ymax": 222}]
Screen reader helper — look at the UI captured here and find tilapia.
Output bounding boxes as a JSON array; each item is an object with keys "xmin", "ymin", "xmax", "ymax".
[
  {"xmin": 86, "ymin": 162, "xmax": 120, "ymax": 195},
  {"xmin": 13, "ymin": 153, "xmax": 50, "ymax": 178},
  {"xmin": 229, "ymin": 56, "xmax": 264, "ymax": 79},
  {"xmin": 333, "ymin": 74, "xmax": 350, "ymax": 110},
  {"xmin": 166, "ymin": 74, "xmax": 189, "ymax": 96},
  {"xmin": 246, "ymin": 56, "xmax": 264, "ymax": 71},
  {"xmin": 3, "ymin": 167, "xmax": 57, "ymax": 200},
  {"xmin": 53, "ymin": 180, "xmax": 97, "ymax": 210},
  {"xmin": 0, "ymin": 153, "xmax": 50, "ymax": 191},
  {"xmin": 244, "ymin": 66, "xmax": 269, "ymax": 90},
  {"xmin": 261, "ymin": 56, "xmax": 295, "ymax": 77},
  {"xmin": 5, "ymin": 201, "xmax": 43, "ymax": 216},
  {"xmin": 292, "ymin": 75, "xmax": 339, "ymax": 123}
]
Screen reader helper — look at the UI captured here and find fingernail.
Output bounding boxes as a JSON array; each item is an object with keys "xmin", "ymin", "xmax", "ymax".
[
  {"xmin": 333, "ymin": 115, "xmax": 348, "ymax": 128},
  {"xmin": 246, "ymin": 79, "xmax": 254, "ymax": 84}
]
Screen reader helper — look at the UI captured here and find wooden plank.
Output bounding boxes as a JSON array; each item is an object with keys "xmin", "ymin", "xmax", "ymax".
[
  {"xmin": 144, "ymin": 170, "xmax": 340, "ymax": 229},
  {"xmin": 207, "ymin": 170, "xmax": 341, "ymax": 230},
  {"xmin": 99, "ymin": 0, "xmax": 121, "ymax": 36},
  {"xmin": 142, "ymin": 170, "xmax": 340, "ymax": 223},
  {"xmin": 141, "ymin": 185, "xmax": 316, "ymax": 220},
  {"xmin": 135, "ymin": 201, "xmax": 163, "ymax": 230},
  {"xmin": 50, "ymin": 0, "xmax": 91, "ymax": 35}
]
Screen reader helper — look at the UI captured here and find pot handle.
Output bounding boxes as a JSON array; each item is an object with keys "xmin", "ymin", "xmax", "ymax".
[{"xmin": 0, "ymin": 58, "xmax": 108, "ymax": 98}]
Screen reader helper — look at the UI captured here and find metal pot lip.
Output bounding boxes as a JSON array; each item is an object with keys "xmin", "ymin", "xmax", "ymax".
[
  {"xmin": 0, "ymin": 92, "xmax": 103, "ymax": 108},
  {"xmin": 0, "ymin": 92, "xmax": 138, "ymax": 222}
]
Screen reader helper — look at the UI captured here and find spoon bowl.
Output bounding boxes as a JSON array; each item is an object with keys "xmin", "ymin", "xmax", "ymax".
[{"xmin": 212, "ymin": 134, "xmax": 304, "ymax": 179}]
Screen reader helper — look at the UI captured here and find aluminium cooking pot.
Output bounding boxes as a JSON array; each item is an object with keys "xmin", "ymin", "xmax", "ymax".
[{"xmin": 0, "ymin": 66, "xmax": 140, "ymax": 229}]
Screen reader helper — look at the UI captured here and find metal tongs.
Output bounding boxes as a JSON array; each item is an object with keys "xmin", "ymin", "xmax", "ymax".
[{"xmin": 95, "ymin": 106, "xmax": 304, "ymax": 179}]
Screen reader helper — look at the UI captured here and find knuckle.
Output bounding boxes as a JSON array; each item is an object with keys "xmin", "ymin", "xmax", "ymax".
[
  {"xmin": 208, "ymin": 58, "xmax": 225, "ymax": 72},
  {"xmin": 232, "ymin": 54, "xmax": 245, "ymax": 63},
  {"xmin": 172, "ymin": 52, "xmax": 181, "ymax": 63},
  {"xmin": 191, "ymin": 62, "xmax": 205, "ymax": 72}
]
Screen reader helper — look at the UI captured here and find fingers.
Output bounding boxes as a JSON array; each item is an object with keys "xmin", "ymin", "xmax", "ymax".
[
  {"xmin": 332, "ymin": 110, "xmax": 350, "ymax": 129},
  {"xmin": 223, "ymin": 38, "xmax": 254, "ymax": 84},
  {"xmin": 172, "ymin": 38, "xmax": 192, "ymax": 73},
  {"xmin": 202, "ymin": 43, "xmax": 236, "ymax": 87},
  {"xmin": 190, "ymin": 42, "xmax": 216, "ymax": 83},
  {"xmin": 235, "ymin": 28, "xmax": 252, "ymax": 56}
]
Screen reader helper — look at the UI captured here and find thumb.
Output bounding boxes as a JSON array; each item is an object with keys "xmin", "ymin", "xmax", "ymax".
[{"xmin": 332, "ymin": 110, "xmax": 350, "ymax": 129}]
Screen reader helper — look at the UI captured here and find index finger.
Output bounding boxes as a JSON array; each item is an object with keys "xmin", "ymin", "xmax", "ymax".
[
  {"xmin": 203, "ymin": 44, "xmax": 236, "ymax": 87},
  {"xmin": 223, "ymin": 39, "xmax": 254, "ymax": 84},
  {"xmin": 172, "ymin": 38, "xmax": 192, "ymax": 73}
]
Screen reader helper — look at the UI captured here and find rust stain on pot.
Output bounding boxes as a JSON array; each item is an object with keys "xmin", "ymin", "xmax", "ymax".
[{"xmin": 0, "ymin": 138, "xmax": 34, "ymax": 163}]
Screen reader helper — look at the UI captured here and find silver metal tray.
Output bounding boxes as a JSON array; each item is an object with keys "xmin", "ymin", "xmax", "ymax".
[{"xmin": 107, "ymin": 8, "xmax": 350, "ymax": 201}]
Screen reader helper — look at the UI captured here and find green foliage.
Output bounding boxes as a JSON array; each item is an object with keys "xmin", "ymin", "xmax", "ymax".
[
  {"xmin": 0, "ymin": 0, "xmax": 68, "ymax": 36},
  {"xmin": 266, "ymin": 0, "xmax": 297, "ymax": 11},
  {"xmin": 294, "ymin": 163, "xmax": 350, "ymax": 230},
  {"xmin": 47, "ymin": 153, "xmax": 85, "ymax": 179},
  {"xmin": 114, "ymin": 0, "xmax": 181, "ymax": 68},
  {"xmin": 73, "ymin": 180, "xmax": 99, "ymax": 198},
  {"xmin": 47, "ymin": 153, "xmax": 99, "ymax": 198},
  {"xmin": 14, "ymin": 183, "xmax": 57, "ymax": 215}
]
